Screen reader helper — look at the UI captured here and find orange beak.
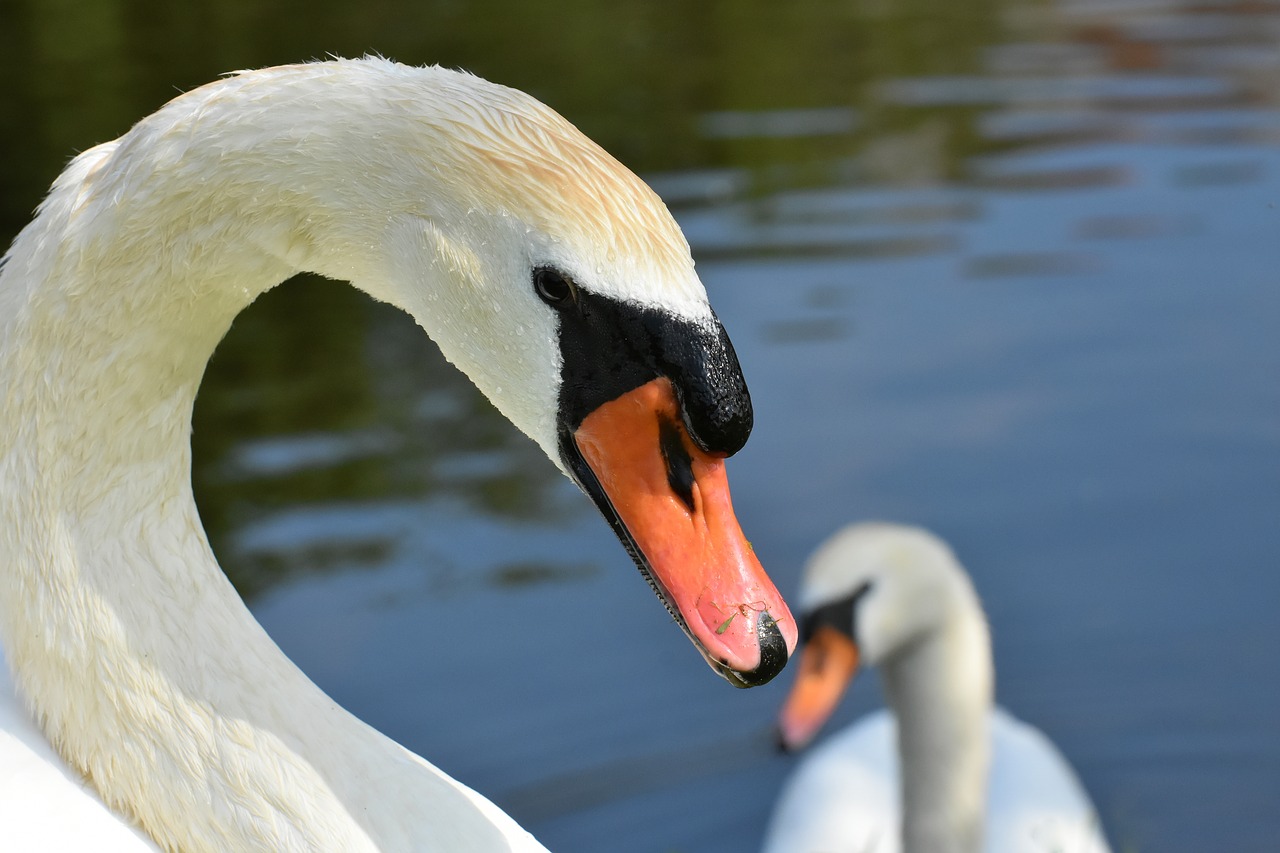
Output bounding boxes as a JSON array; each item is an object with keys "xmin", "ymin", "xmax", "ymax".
[
  {"xmin": 777, "ymin": 625, "xmax": 860, "ymax": 750},
  {"xmin": 571, "ymin": 377, "xmax": 796, "ymax": 686}
]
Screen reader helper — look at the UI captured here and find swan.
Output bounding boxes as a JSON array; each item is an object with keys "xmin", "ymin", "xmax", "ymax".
[
  {"xmin": 0, "ymin": 57, "xmax": 799, "ymax": 851},
  {"xmin": 762, "ymin": 523, "xmax": 1109, "ymax": 853}
]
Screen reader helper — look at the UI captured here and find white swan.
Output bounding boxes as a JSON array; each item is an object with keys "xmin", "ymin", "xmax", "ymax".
[
  {"xmin": 762, "ymin": 523, "xmax": 1109, "ymax": 853},
  {"xmin": 0, "ymin": 57, "xmax": 799, "ymax": 851}
]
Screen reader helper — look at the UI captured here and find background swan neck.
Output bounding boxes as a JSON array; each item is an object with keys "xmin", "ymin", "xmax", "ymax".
[{"xmin": 879, "ymin": 585, "xmax": 994, "ymax": 853}]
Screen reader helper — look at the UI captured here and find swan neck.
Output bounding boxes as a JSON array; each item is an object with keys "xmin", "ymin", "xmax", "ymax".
[
  {"xmin": 0, "ymin": 71, "xmax": 534, "ymax": 851},
  {"xmin": 880, "ymin": 591, "xmax": 993, "ymax": 853}
]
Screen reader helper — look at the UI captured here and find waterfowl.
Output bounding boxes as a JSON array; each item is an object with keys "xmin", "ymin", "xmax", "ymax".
[
  {"xmin": 763, "ymin": 523, "xmax": 1109, "ymax": 853},
  {"xmin": 0, "ymin": 57, "xmax": 796, "ymax": 851}
]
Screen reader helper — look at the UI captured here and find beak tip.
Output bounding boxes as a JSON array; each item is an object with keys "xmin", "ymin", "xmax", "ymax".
[
  {"xmin": 720, "ymin": 609, "xmax": 790, "ymax": 688},
  {"xmin": 756, "ymin": 609, "xmax": 791, "ymax": 681}
]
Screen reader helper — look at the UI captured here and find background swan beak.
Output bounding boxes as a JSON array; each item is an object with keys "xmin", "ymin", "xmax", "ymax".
[
  {"xmin": 777, "ymin": 625, "xmax": 860, "ymax": 751},
  {"xmin": 571, "ymin": 377, "xmax": 797, "ymax": 687}
]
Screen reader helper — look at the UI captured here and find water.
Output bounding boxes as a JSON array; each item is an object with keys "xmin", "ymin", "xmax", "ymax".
[{"xmin": 3, "ymin": 1, "xmax": 1278, "ymax": 850}]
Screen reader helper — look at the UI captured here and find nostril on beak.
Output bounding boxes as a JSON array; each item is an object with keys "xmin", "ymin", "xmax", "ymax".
[{"xmin": 658, "ymin": 416, "xmax": 696, "ymax": 513}]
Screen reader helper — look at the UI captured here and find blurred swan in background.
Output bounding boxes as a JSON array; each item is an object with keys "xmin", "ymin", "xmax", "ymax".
[{"xmin": 763, "ymin": 522, "xmax": 1110, "ymax": 853}]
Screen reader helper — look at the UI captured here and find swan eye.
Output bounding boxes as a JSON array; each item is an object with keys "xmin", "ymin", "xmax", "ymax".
[{"xmin": 533, "ymin": 267, "xmax": 574, "ymax": 306}]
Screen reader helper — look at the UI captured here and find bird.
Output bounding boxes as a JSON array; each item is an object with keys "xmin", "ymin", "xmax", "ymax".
[
  {"xmin": 0, "ymin": 57, "xmax": 798, "ymax": 852},
  {"xmin": 762, "ymin": 522, "xmax": 1110, "ymax": 853}
]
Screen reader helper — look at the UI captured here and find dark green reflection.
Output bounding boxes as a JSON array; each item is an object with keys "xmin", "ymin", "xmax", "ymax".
[
  {"xmin": 0, "ymin": 0, "xmax": 1006, "ymax": 235},
  {"xmin": 191, "ymin": 276, "xmax": 568, "ymax": 599}
]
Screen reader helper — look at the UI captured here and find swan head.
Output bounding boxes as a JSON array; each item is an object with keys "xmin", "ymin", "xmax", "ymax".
[
  {"xmin": 213, "ymin": 60, "xmax": 798, "ymax": 685},
  {"xmin": 777, "ymin": 523, "xmax": 974, "ymax": 747}
]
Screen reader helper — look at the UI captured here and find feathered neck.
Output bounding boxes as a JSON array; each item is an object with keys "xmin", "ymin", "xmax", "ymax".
[
  {"xmin": 0, "ymin": 60, "xmax": 544, "ymax": 852},
  {"xmin": 880, "ymin": 578, "xmax": 994, "ymax": 853}
]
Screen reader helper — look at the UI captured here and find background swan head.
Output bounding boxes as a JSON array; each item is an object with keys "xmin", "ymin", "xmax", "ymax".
[
  {"xmin": 21, "ymin": 57, "xmax": 794, "ymax": 686},
  {"xmin": 778, "ymin": 522, "xmax": 986, "ymax": 747}
]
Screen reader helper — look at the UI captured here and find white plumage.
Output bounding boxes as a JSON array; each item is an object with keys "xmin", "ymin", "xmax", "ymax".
[{"xmin": 0, "ymin": 644, "xmax": 158, "ymax": 850}]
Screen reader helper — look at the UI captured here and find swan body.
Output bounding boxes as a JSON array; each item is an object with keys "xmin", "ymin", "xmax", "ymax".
[
  {"xmin": 0, "ymin": 58, "xmax": 796, "ymax": 851},
  {"xmin": 763, "ymin": 523, "xmax": 1109, "ymax": 853}
]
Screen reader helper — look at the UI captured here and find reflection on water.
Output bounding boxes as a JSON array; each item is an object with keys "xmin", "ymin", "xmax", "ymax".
[
  {"xmin": 192, "ymin": 276, "xmax": 575, "ymax": 598},
  {"xmin": 3, "ymin": 1, "xmax": 1278, "ymax": 851}
]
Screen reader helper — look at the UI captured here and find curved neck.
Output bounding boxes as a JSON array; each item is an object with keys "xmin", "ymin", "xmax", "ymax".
[
  {"xmin": 0, "ymin": 96, "xmax": 529, "ymax": 853},
  {"xmin": 880, "ymin": 592, "xmax": 993, "ymax": 853}
]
